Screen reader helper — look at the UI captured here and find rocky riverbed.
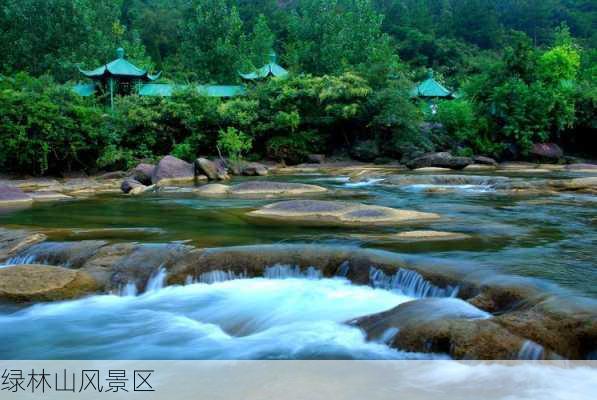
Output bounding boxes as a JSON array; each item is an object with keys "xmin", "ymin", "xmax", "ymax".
[{"xmin": 1, "ymin": 157, "xmax": 596, "ymax": 360}]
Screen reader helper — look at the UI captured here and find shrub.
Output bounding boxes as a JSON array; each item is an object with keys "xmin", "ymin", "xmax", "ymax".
[
  {"xmin": 0, "ymin": 73, "xmax": 109, "ymax": 174},
  {"xmin": 217, "ymin": 127, "xmax": 252, "ymax": 161}
]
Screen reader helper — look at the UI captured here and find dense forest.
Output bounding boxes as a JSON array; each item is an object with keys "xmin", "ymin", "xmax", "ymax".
[{"xmin": 0, "ymin": 0, "xmax": 595, "ymax": 174}]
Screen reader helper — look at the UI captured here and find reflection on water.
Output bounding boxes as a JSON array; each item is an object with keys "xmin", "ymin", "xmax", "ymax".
[{"xmin": 0, "ymin": 173, "xmax": 596, "ymax": 296}]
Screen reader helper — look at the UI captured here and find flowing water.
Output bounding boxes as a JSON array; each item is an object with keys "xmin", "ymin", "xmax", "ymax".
[
  {"xmin": 0, "ymin": 275, "xmax": 445, "ymax": 360},
  {"xmin": 0, "ymin": 171, "xmax": 596, "ymax": 359}
]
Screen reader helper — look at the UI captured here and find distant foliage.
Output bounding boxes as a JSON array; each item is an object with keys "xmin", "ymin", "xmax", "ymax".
[{"xmin": 0, "ymin": 0, "xmax": 595, "ymax": 174}]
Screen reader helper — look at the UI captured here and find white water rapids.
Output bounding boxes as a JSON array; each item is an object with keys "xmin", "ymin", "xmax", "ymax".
[{"xmin": 0, "ymin": 276, "xmax": 448, "ymax": 360}]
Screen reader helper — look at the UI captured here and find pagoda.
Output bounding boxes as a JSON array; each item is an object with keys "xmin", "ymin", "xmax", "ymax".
[
  {"xmin": 411, "ymin": 70, "xmax": 456, "ymax": 100},
  {"xmin": 239, "ymin": 51, "xmax": 288, "ymax": 81},
  {"xmin": 76, "ymin": 48, "xmax": 161, "ymax": 108}
]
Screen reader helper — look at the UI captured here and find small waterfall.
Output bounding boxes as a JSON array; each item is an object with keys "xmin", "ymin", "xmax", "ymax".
[
  {"xmin": 120, "ymin": 282, "xmax": 138, "ymax": 297},
  {"xmin": 264, "ymin": 264, "xmax": 322, "ymax": 280},
  {"xmin": 4, "ymin": 254, "xmax": 38, "ymax": 266},
  {"xmin": 518, "ymin": 340, "xmax": 545, "ymax": 360},
  {"xmin": 145, "ymin": 267, "xmax": 167, "ymax": 292},
  {"xmin": 198, "ymin": 270, "xmax": 246, "ymax": 284},
  {"xmin": 369, "ymin": 267, "xmax": 458, "ymax": 298}
]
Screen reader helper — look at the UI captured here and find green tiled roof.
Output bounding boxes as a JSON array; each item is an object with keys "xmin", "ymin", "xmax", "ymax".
[
  {"xmin": 72, "ymin": 83, "xmax": 96, "ymax": 96},
  {"xmin": 79, "ymin": 48, "xmax": 161, "ymax": 81},
  {"xmin": 138, "ymin": 84, "xmax": 245, "ymax": 97},
  {"xmin": 240, "ymin": 51, "xmax": 288, "ymax": 80},
  {"xmin": 411, "ymin": 72, "xmax": 455, "ymax": 98}
]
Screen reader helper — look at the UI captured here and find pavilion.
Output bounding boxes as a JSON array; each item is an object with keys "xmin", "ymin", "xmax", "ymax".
[
  {"xmin": 239, "ymin": 51, "xmax": 288, "ymax": 81},
  {"xmin": 75, "ymin": 48, "xmax": 161, "ymax": 108},
  {"xmin": 410, "ymin": 70, "xmax": 457, "ymax": 100},
  {"xmin": 73, "ymin": 48, "xmax": 245, "ymax": 105}
]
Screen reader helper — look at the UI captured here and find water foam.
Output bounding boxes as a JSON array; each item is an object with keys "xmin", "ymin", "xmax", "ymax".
[{"xmin": 0, "ymin": 277, "xmax": 438, "ymax": 360}]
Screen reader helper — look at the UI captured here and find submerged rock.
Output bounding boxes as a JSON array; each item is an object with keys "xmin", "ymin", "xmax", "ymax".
[
  {"xmin": 0, "ymin": 184, "xmax": 32, "ymax": 206},
  {"xmin": 0, "ymin": 265, "xmax": 100, "ymax": 302},
  {"xmin": 152, "ymin": 155, "xmax": 198, "ymax": 185},
  {"xmin": 384, "ymin": 174, "xmax": 509, "ymax": 187},
  {"xmin": 407, "ymin": 152, "xmax": 472, "ymax": 170},
  {"xmin": 387, "ymin": 230, "xmax": 471, "ymax": 242},
  {"xmin": 248, "ymin": 200, "xmax": 440, "ymax": 226},
  {"xmin": 230, "ymin": 181, "xmax": 327, "ymax": 196}
]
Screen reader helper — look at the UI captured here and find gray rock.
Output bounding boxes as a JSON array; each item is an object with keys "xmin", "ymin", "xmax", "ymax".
[
  {"xmin": 473, "ymin": 156, "xmax": 498, "ymax": 166},
  {"xmin": 132, "ymin": 163, "xmax": 155, "ymax": 185},
  {"xmin": 531, "ymin": 143, "xmax": 563, "ymax": 160},
  {"xmin": 195, "ymin": 158, "xmax": 229, "ymax": 180},
  {"xmin": 407, "ymin": 152, "xmax": 472, "ymax": 170},
  {"xmin": 151, "ymin": 156, "xmax": 195, "ymax": 185},
  {"xmin": 120, "ymin": 179, "xmax": 145, "ymax": 194}
]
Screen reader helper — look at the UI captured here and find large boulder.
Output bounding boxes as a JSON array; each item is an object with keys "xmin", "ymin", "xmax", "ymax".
[
  {"xmin": 132, "ymin": 163, "xmax": 155, "ymax": 185},
  {"xmin": 350, "ymin": 297, "xmax": 535, "ymax": 359},
  {"xmin": 248, "ymin": 200, "xmax": 440, "ymax": 226},
  {"xmin": 530, "ymin": 143, "xmax": 563, "ymax": 160},
  {"xmin": 195, "ymin": 158, "xmax": 229, "ymax": 180},
  {"xmin": 0, "ymin": 184, "xmax": 32, "ymax": 206},
  {"xmin": 152, "ymin": 156, "xmax": 197, "ymax": 185},
  {"xmin": 0, "ymin": 265, "xmax": 100, "ymax": 302},
  {"xmin": 406, "ymin": 152, "xmax": 472, "ymax": 170},
  {"xmin": 351, "ymin": 298, "xmax": 490, "ymax": 340}
]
